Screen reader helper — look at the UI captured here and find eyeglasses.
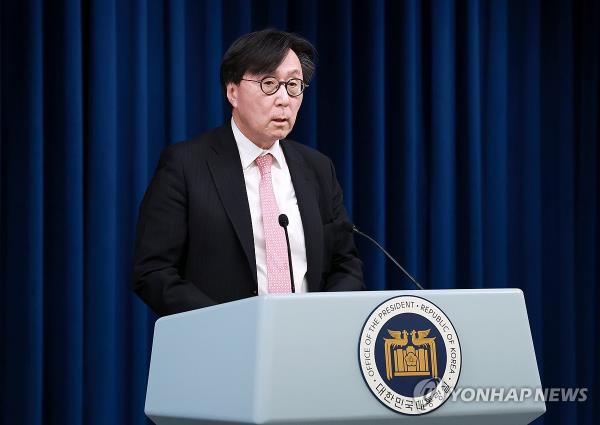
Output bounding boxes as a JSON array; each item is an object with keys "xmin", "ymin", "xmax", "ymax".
[{"xmin": 241, "ymin": 77, "xmax": 308, "ymax": 97}]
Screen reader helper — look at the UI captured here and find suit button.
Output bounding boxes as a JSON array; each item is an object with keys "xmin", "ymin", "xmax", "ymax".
[{"xmin": 251, "ymin": 289, "xmax": 258, "ymax": 296}]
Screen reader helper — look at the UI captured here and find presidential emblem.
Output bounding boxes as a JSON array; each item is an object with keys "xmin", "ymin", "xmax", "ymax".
[{"xmin": 358, "ymin": 295, "xmax": 461, "ymax": 415}]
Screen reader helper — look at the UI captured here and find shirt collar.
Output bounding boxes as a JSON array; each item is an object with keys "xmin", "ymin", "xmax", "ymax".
[{"xmin": 231, "ymin": 117, "xmax": 285, "ymax": 170}]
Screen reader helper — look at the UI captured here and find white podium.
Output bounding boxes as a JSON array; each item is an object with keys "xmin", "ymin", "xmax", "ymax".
[{"xmin": 145, "ymin": 289, "xmax": 545, "ymax": 424}]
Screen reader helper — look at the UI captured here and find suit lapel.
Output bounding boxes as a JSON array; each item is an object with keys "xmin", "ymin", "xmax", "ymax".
[
  {"xmin": 207, "ymin": 126, "xmax": 257, "ymax": 285},
  {"xmin": 281, "ymin": 141, "xmax": 323, "ymax": 292}
]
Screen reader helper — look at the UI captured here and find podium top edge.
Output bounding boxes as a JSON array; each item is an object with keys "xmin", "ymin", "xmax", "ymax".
[{"xmin": 156, "ymin": 288, "xmax": 523, "ymax": 323}]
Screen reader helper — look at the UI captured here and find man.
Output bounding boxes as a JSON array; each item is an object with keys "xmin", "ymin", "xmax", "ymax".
[{"xmin": 133, "ymin": 29, "xmax": 363, "ymax": 316}]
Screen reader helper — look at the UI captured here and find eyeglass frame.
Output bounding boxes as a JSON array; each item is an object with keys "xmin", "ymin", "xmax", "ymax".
[{"xmin": 240, "ymin": 76, "xmax": 308, "ymax": 97}]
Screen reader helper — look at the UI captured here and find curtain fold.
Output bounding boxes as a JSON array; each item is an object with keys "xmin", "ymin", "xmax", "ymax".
[
  {"xmin": 3, "ymin": 1, "xmax": 45, "ymax": 424},
  {"xmin": 42, "ymin": 0, "xmax": 85, "ymax": 424},
  {"xmin": 1, "ymin": 1, "xmax": 598, "ymax": 424},
  {"xmin": 354, "ymin": 0, "xmax": 387, "ymax": 289}
]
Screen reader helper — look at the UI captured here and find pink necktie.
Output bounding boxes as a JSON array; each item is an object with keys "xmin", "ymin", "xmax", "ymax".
[{"xmin": 255, "ymin": 154, "xmax": 292, "ymax": 293}]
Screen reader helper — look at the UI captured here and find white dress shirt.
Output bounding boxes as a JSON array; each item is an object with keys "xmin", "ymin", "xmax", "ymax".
[{"xmin": 231, "ymin": 117, "xmax": 308, "ymax": 294}]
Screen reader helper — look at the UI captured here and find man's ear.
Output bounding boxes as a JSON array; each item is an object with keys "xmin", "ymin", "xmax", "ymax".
[{"xmin": 226, "ymin": 83, "xmax": 238, "ymax": 108}]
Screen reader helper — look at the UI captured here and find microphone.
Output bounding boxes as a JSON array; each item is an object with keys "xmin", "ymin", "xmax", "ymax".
[
  {"xmin": 341, "ymin": 222, "xmax": 424, "ymax": 290},
  {"xmin": 278, "ymin": 214, "xmax": 295, "ymax": 293}
]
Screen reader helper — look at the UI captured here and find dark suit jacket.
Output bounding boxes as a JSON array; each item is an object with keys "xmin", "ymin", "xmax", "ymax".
[{"xmin": 133, "ymin": 124, "xmax": 364, "ymax": 316}]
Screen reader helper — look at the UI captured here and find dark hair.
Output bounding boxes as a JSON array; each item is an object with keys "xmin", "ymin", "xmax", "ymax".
[{"xmin": 220, "ymin": 29, "xmax": 316, "ymax": 95}]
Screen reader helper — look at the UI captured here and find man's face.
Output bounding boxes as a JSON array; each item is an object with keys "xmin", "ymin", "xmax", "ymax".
[{"xmin": 227, "ymin": 49, "xmax": 304, "ymax": 148}]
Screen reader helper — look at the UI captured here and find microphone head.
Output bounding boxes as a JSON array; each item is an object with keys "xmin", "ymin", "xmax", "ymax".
[
  {"xmin": 278, "ymin": 214, "xmax": 289, "ymax": 227},
  {"xmin": 341, "ymin": 221, "xmax": 356, "ymax": 233}
]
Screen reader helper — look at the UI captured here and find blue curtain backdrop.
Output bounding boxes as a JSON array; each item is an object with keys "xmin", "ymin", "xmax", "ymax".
[{"xmin": 1, "ymin": 0, "xmax": 598, "ymax": 424}]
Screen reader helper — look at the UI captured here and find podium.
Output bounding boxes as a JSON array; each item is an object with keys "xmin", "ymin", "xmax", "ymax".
[{"xmin": 145, "ymin": 289, "xmax": 545, "ymax": 424}]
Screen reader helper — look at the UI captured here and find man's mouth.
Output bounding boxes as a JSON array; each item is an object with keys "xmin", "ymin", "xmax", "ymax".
[{"xmin": 273, "ymin": 117, "xmax": 288, "ymax": 123}]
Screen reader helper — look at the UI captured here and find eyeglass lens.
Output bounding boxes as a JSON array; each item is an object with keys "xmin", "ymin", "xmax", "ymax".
[{"xmin": 261, "ymin": 77, "xmax": 305, "ymax": 96}]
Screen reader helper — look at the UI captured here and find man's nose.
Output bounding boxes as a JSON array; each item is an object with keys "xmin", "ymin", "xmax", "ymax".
[{"xmin": 274, "ymin": 83, "xmax": 290, "ymax": 105}]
